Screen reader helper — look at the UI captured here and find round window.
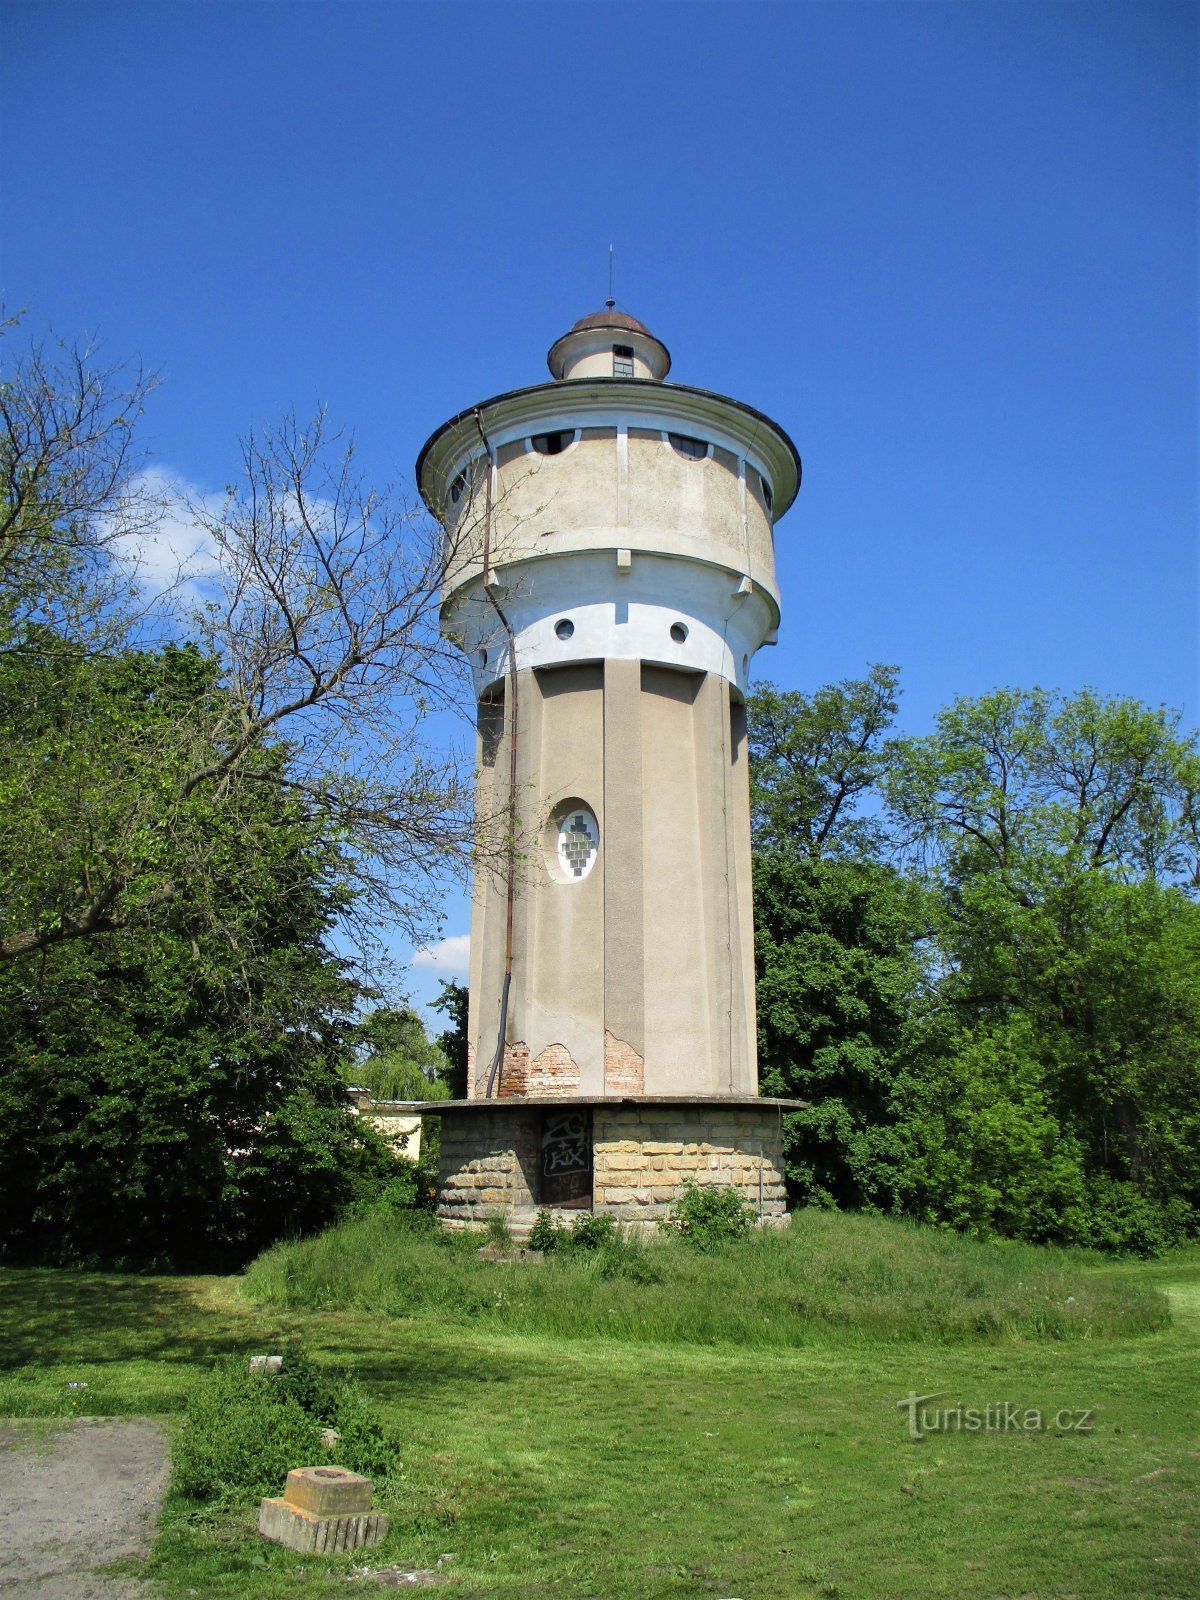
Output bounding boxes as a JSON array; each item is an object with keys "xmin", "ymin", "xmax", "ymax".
[
  {"xmin": 449, "ymin": 472, "xmax": 466, "ymax": 505},
  {"xmin": 668, "ymin": 433, "xmax": 708, "ymax": 460},
  {"xmin": 555, "ymin": 618, "xmax": 574, "ymax": 640},
  {"xmin": 531, "ymin": 430, "xmax": 575, "ymax": 456},
  {"xmin": 670, "ymin": 622, "xmax": 689, "ymax": 644},
  {"xmin": 556, "ymin": 806, "xmax": 599, "ymax": 881}
]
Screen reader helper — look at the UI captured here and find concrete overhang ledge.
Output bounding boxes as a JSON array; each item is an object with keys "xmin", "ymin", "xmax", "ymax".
[{"xmin": 415, "ymin": 1095, "xmax": 807, "ymax": 1114}]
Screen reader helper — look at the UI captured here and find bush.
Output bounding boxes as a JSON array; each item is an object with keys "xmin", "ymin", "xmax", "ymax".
[
  {"xmin": 171, "ymin": 1347, "xmax": 402, "ymax": 1506},
  {"xmin": 667, "ymin": 1183, "xmax": 754, "ymax": 1251},
  {"xmin": 528, "ymin": 1208, "xmax": 561, "ymax": 1252},
  {"xmin": 568, "ymin": 1213, "xmax": 618, "ymax": 1251}
]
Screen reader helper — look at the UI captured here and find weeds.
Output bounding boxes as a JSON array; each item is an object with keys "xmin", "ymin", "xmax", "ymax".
[{"xmin": 242, "ymin": 1207, "xmax": 1168, "ymax": 1345}]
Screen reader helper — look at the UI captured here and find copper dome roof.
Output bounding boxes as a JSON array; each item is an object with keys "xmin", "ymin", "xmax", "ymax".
[
  {"xmin": 547, "ymin": 308, "xmax": 671, "ymax": 380},
  {"xmin": 568, "ymin": 308, "xmax": 654, "ymax": 337}
]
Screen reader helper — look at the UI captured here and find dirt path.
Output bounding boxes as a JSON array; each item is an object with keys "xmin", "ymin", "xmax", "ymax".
[{"xmin": 0, "ymin": 1418, "xmax": 168, "ymax": 1599}]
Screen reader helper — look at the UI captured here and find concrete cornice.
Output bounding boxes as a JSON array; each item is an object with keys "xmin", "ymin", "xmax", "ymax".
[
  {"xmin": 416, "ymin": 377, "xmax": 802, "ymax": 522},
  {"xmin": 416, "ymin": 1095, "xmax": 808, "ymax": 1113}
]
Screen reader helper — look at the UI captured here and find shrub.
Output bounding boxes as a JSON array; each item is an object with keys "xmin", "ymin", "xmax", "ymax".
[
  {"xmin": 171, "ymin": 1348, "xmax": 401, "ymax": 1506},
  {"xmin": 568, "ymin": 1213, "xmax": 618, "ymax": 1251},
  {"xmin": 667, "ymin": 1182, "xmax": 754, "ymax": 1251},
  {"xmin": 528, "ymin": 1208, "xmax": 562, "ymax": 1253}
]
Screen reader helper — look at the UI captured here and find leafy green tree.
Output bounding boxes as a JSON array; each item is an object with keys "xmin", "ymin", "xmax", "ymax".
[
  {"xmin": 749, "ymin": 668, "xmax": 929, "ymax": 1208},
  {"xmin": 0, "ymin": 645, "xmax": 398, "ymax": 1268},
  {"xmin": 886, "ymin": 687, "xmax": 1200, "ymax": 1247},
  {"xmin": 432, "ymin": 978, "xmax": 469, "ymax": 1097},
  {"xmin": 345, "ymin": 1006, "xmax": 451, "ymax": 1101}
]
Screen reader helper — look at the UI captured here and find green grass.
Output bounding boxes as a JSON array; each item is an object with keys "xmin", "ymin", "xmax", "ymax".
[
  {"xmin": 242, "ymin": 1207, "xmax": 1168, "ymax": 1344},
  {"xmin": 1, "ymin": 1218, "xmax": 1196, "ymax": 1600}
]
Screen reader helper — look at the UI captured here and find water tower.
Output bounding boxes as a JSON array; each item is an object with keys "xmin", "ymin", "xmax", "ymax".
[{"xmin": 416, "ymin": 306, "xmax": 800, "ymax": 1225}]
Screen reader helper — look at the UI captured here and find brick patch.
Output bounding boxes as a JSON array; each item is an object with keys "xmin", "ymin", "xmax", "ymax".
[
  {"xmin": 529, "ymin": 1042, "xmax": 580, "ymax": 1096},
  {"xmin": 604, "ymin": 1030, "xmax": 645, "ymax": 1093}
]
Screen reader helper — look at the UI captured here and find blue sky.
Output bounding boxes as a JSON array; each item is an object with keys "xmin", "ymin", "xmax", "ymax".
[{"xmin": 3, "ymin": 0, "xmax": 1195, "ymax": 1016}]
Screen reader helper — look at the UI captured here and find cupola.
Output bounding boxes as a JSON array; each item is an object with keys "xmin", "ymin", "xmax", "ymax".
[{"xmin": 546, "ymin": 307, "xmax": 671, "ymax": 383}]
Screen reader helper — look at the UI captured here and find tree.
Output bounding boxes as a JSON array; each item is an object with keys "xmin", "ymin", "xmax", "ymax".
[
  {"xmin": 432, "ymin": 978, "xmax": 469, "ymax": 1097},
  {"xmin": 0, "ymin": 316, "xmax": 159, "ymax": 653},
  {"xmin": 1, "ymin": 324, "xmax": 484, "ymax": 975},
  {"xmin": 885, "ymin": 687, "xmax": 1200, "ymax": 1247},
  {"xmin": 345, "ymin": 1006, "xmax": 451, "ymax": 1102},
  {"xmin": 0, "ymin": 645, "xmax": 397, "ymax": 1267},
  {"xmin": 749, "ymin": 665, "xmax": 900, "ymax": 858},
  {"xmin": 749, "ymin": 668, "xmax": 929, "ymax": 1208}
]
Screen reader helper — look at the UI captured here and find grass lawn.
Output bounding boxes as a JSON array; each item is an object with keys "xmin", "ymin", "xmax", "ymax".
[{"xmin": 1, "ymin": 1218, "xmax": 1196, "ymax": 1599}]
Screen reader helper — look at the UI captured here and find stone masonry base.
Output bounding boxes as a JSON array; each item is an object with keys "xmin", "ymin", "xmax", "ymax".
[{"xmin": 432, "ymin": 1100, "xmax": 788, "ymax": 1226}]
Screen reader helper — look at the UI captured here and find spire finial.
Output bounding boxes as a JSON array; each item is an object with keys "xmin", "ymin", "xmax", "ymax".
[{"xmin": 605, "ymin": 244, "xmax": 615, "ymax": 310}]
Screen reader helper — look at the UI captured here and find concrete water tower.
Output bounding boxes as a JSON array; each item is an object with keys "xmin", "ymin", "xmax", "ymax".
[{"xmin": 417, "ymin": 306, "xmax": 800, "ymax": 1225}]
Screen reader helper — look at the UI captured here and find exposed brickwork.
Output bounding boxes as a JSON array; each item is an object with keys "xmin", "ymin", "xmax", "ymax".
[
  {"xmin": 496, "ymin": 1041, "xmax": 531, "ymax": 1097},
  {"xmin": 529, "ymin": 1042, "xmax": 580, "ymax": 1096},
  {"xmin": 604, "ymin": 1030, "xmax": 645, "ymax": 1093},
  {"xmin": 465, "ymin": 1041, "xmax": 476, "ymax": 1097},
  {"xmin": 434, "ymin": 1102, "xmax": 787, "ymax": 1225}
]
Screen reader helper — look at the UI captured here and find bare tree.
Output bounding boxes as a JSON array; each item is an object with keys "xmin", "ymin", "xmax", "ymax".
[
  {"xmin": 1, "ymin": 326, "xmax": 486, "ymax": 974},
  {"xmin": 0, "ymin": 313, "xmax": 160, "ymax": 652}
]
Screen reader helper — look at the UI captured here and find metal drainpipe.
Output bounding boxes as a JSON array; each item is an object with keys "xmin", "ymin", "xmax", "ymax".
[{"xmin": 473, "ymin": 410, "xmax": 519, "ymax": 1099}]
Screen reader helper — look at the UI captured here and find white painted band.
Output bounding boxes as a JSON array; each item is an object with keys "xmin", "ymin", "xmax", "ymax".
[{"xmin": 443, "ymin": 550, "xmax": 775, "ymax": 698}]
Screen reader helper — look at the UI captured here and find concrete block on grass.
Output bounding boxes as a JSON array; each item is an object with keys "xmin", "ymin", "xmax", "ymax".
[{"xmin": 258, "ymin": 1497, "xmax": 388, "ymax": 1554}]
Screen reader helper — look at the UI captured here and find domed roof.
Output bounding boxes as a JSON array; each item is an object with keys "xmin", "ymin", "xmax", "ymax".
[
  {"xmin": 569, "ymin": 308, "xmax": 654, "ymax": 337},
  {"xmin": 547, "ymin": 307, "xmax": 671, "ymax": 380}
]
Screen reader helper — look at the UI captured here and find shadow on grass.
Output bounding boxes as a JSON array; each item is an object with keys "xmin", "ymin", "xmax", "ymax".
[
  {"xmin": 0, "ymin": 1266, "xmax": 538, "ymax": 1400},
  {"xmin": 0, "ymin": 1269, "xmax": 257, "ymax": 1370}
]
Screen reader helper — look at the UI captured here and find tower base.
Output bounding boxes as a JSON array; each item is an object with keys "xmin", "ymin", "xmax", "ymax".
[{"xmin": 421, "ymin": 1096, "xmax": 796, "ymax": 1227}]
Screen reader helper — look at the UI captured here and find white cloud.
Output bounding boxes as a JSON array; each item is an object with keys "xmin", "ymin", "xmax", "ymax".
[
  {"xmin": 411, "ymin": 934, "xmax": 470, "ymax": 976},
  {"xmin": 110, "ymin": 467, "xmax": 222, "ymax": 596}
]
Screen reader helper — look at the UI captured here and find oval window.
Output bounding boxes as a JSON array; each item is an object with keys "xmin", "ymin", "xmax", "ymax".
[
  {"xmin": 668, "ymin": 433, "xmax": 708, "ymax": 460},
  {"xmin": 449, "ymin": 472, "xmax": 466, "ymax": 505},
  {"xmin": 557, "ymin": 806, "xmax": 599, "ymax": 881},
  {"xmin": 531, "ymin": 430, "xmax": 575, "ymax": 456},
  {"xmin": 554, "ymin": 618, "xmax": 574, "ymax": 640},
  {"xmin": 670, "ymin": 622, "xmax": 689, "ymax": 644}
]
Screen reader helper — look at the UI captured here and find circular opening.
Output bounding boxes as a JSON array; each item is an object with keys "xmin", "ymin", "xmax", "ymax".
[
  {"xmin": 668, "ymin": 433, "xmax": 708, "ymax": 460},
  {"xmin": 670, "ymin": 622, "xmax": 689, "ymax": 644},
  {"xmin": 554, "ymin": 618, "xmax": 574, "ymax": 641},
  {"xmin": 531, "ymin": 430, "xmax": 574, "ymax": 456},
  {"xmin": 449, "ymin": 472, "xmax": 466, "ymax": 505}
]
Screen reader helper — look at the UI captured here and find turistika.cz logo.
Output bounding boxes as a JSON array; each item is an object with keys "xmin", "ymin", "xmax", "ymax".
[{"xmin": 898, "ymin": 1391, "xmax": 1095, "ymax": 1441}]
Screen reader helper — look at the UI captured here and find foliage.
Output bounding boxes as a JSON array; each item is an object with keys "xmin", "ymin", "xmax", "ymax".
[
  {"xmin": 483, "ymin": 1213, "xmax": 513, "ymax": 1249},
  {"xmin": 664, "ymin": 1183, "xmax": 754, "ymax": 1251},
  {"xmin": 749, "ymin": 669, "xmax": 923, "ymax": 1210},
  {"xmin": 241, "ymin": 1206, "xmax": 1166, "ymax": 1345},
  {"xmin": 755, "ymin": 850, "xmax": 930, "ymax": 1207},
  {"xmin": 2, "ymin": 1253, "xmax": 1195, "ymax": 1600},
  {"xmin": 170, "ymin": 1348, "xmax": 401, "ymax": 1505},
  {"xmin": 0, "ymin": 645, "xmax": 406, "ymax": 1269},
  {"xmin": 1, "ymin": 323, "xmax": 479, "ymax": 970},
  {"xmin": 527, "ymin": 1208, "xmax": 560, "ymax": 1252},
  {"xmin": 749, "ymin": 664, "xmax": 900, "ymax": 858},
  {"xmin": 345, "ymin": 1006, "xmax": 451, "ymax": 1102},
  {"xmin": 750, "ymin": 673, "xmax": 1200, "ymax": 1252},
  {"xmin": 431, "ymin": 979, "xmax": 469, "ymax": 1097}
]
